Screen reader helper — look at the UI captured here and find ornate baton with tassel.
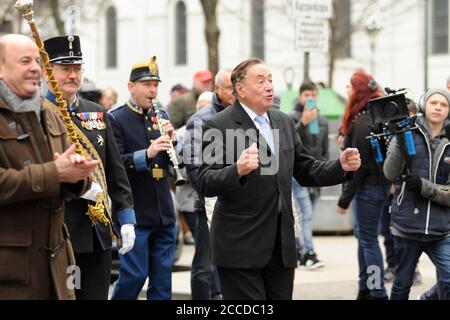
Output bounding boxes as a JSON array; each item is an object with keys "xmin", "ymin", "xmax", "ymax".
[{"xmin": 15, "ymin": 0, "xmax": 120, "ymax": 244}]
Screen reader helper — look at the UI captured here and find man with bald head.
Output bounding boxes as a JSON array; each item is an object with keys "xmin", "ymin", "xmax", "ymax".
[{"xmin": 0, "ymin": 34, "xmax": 97, "ymax": 299}]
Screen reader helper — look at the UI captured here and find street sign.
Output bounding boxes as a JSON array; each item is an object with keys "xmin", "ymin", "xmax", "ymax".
[
  {"xmin": 65, "ymin": 5, "xmax": 81, "ymax": 35},
  {"xmin": 295, "ymin": 18, "xmax": 329, "ymax": 53},
  {"xmin": 292, "ymin": 0, "xmax": 333, "ymax": 19}
]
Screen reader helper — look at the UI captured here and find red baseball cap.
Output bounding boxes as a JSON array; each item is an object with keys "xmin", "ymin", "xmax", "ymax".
[{"xmin": 193, "ymin": 70, "xmax": 213, "ymax": 82}]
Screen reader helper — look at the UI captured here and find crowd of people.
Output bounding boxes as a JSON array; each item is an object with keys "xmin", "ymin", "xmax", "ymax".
[{"xmin": 0, "ymin": 31, "xmax": 449, "ymax": 301}]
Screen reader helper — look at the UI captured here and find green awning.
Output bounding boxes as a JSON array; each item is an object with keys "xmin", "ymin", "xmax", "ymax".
[{"xmin": 279, "ymin": 89, "xmax": 346, "ymax": 119}]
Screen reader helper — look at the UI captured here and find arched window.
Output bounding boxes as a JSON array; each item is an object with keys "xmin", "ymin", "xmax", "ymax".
[
  {"xmin": 106, "ymin": 6, "xmax": 117, "ymax": 68},
  {"xmin": 175, "ymin": 1, "xmax": 187, "ymax": 65}
]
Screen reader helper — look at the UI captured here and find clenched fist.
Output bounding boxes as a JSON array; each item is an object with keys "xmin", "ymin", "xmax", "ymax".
[
  {"xmin": 237, "ymin": 143, "xmax": 259, "ymax": 176},
  {"xmin": 340, "ymin": 148, "xmax": 361, "ymax": 172}
]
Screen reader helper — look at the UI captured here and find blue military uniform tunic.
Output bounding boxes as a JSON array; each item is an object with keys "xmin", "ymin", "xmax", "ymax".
[{"xmin": 108, "ymin": 100, "xmax": 176, "ymax": 227}]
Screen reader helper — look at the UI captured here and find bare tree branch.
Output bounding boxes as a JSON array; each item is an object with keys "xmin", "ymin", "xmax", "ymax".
[{"xmin": 328, "ymin": 0, "xmax": 378, "ymax": 87}]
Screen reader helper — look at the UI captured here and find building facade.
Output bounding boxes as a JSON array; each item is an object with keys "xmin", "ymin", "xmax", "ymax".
[{"xmin": 1, "ymin": 0, "xmax": 449, "ymax": 105}]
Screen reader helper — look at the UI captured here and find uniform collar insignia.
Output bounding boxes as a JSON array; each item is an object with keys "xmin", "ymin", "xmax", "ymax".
[
  {"xmin": 127, "ymin": 99, "xmax": 144, "ymax": 115},
  {"xmin": 45, "ymin": 90, "xmax": 79, "ymax": 112}
]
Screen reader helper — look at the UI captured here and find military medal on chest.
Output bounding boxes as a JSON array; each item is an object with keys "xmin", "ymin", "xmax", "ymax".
[
  {"xmin": 150, "ymin": 115, "xmax": 159, "ymax": 131},
  {"xmin": 96, "ymin": 134, "xmax": 104, "ymax": 147},
  {"xmin": 77, "ymin": 112, "xmax": 106, "ymax": 131}
]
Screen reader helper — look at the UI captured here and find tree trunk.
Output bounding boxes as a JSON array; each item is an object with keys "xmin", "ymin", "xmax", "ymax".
[
  {"xmin": 50, "ymin": 0, "xmax": 65, "ymax": 35},
  {"xmin": 327, "ymin": 0, "xmax": 338, "ymax": 88},
  {"xmin": 199, "ymin": 0, "xmax": 220, "ymax": 78}
]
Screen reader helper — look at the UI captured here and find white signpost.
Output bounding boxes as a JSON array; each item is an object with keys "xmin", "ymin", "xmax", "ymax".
[
  {"xmin": 293, "ymin": 0, "xmax": 332, "ymax": 53},
  {"xmin": 295, "ymin": 18, "xmax": 329, "ymax": 53},
  {"xmin": 292, "ymin": 0, "xmax": 332, "ymax": 80},
  {"xmin": 292, "ymin": 0, "xmax": 333, "ymax": 19}
]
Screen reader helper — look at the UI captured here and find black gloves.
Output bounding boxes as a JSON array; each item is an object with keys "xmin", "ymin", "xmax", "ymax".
[{"xmin": 404, "ymin": 174, "xmax": 422, "ymax": 192}]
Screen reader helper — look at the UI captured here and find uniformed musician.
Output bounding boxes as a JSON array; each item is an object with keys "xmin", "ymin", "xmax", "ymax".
[
  {"xmin": 42, "ymin": 35, "xmax": 136, "ymax": 300},
  {"xmin": 108, "ymin": 56, "xmax": 177, "ymax": 300}
]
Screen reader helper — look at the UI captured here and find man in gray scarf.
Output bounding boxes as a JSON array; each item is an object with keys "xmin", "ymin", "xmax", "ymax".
[{"xmin": 0, "ymin": 34, "xmax": 98, "ymax": 299}]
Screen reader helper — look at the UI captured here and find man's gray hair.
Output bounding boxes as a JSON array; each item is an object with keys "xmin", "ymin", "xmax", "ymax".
[
  {"xmin": 215, "ymin": 69, "xmax": 232, "ymax": 86},
  {"xmin": 231, "ymin": 58, "xmax": 264, "ymax": 96}
]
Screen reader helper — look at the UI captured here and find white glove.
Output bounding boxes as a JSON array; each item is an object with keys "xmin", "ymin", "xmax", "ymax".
[
  {"xmin": 119, "ymin": 224, "xmax": 135, "ymax": 255},
  {"xmin": 81, "ymin": 182, "xmax": 103, "ymax": 202}
]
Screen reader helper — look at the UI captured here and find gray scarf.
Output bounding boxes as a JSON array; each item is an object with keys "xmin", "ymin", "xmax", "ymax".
[{"xmin": 0, "ymin": 80, "xmax": 42, "ymax": 121}]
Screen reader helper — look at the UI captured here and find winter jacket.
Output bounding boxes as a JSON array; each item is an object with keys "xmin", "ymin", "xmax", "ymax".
[
  {"xmin": 184, "ymin": 92, "xmax": 226, "ymax": 212},
  {"xmin": 384, "ymin": 116, "xmax": 450, "ymax": 236},
  {"xmin": 338, "ymin": 109, "xmax": 390, "ymax": 209},
  {"xmin": 0, "ymin": 96, "xmax": 89, "ymax": 299},
  {"xmin": 290, "ymin": 102, "xmax": 329, "ymax": 161}
]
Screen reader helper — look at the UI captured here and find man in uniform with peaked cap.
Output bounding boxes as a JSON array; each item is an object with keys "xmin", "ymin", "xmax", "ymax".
[
  {"xmin": 108, "ymin": 56, "xmax": 177, "ymax": 300},
  {"xmin": 42, "ymin": 35, "xmax": 137, "ymax": 300}
]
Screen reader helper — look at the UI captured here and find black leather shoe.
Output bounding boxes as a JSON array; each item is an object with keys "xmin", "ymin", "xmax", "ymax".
[{"xmin": 356, "ymin": 289, "xmax": 371, "ymax": 300}]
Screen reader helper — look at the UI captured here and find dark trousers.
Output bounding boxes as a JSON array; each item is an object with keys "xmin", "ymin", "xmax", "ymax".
[
  {"xmin": 391, "ymin": 236, "xmax": 450, "ymax": 300},
  {"xmin": 217, "ymin": 214, "xmax": 295, "ymax": 300},
  {"xmin": 379, "ymin": 194, "xmax": 395, "ymax": 269},
  {"xmin": 191, "ymin": 210, "xmax": 222, "ymax": 299},
  {"xmin": 354, "ymin": 184, "xmax": 389, "ymax": 298},
  {"xmin": 182, "ymin": 211, "xmax": 197, "ymax": 235},
  {"xmin": 74, "ymin": 234, "xmax": 112, "ymax": 300}
]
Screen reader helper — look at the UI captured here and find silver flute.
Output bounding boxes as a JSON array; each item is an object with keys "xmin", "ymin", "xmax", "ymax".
[{"xmin": 153, "ymin": 100, "xmax": 186, "ymax": 186}]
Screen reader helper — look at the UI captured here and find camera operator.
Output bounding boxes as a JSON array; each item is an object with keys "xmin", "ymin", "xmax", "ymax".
[
  {"xmin": 383, "ymin": 88, "xmax": 450, "ymax": 300},
  {"xmin": 337, "ymin": 71, "xmax": 391, "ymax": 300}
]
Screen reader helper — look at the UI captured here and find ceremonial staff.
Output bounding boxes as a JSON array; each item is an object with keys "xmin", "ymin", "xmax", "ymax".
[
  {"xmin": 15, "ymin": 0, "xmax": 80, "ymax": 153},
  {"xmin": 15, "ymin": 0, "xmax": 119, "ymax": 242}
]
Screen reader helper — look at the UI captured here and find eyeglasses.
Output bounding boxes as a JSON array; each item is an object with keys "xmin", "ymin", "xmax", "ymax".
[{"xmin": 53, "ymin": 65, "xmax": 84, "ymax": 75}]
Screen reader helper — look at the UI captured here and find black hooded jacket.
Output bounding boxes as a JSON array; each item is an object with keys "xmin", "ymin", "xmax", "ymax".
[{"xmin": 290, "ymin": 101, "xmax": 329, "ymax": 161}]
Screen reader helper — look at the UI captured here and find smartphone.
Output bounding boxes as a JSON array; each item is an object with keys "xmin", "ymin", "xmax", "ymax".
[
  {"xmin": 305, "ymin": 98, "xmax": 320, "ymax": 135},
  {"xmin": 305, "ymin": 98, "xmax": 316, "ymax": 110}
]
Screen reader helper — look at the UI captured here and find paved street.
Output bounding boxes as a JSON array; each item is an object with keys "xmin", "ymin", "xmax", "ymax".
[{"xmin": 172, "ymin": 235, "xmax": 436, "ymax": 300}]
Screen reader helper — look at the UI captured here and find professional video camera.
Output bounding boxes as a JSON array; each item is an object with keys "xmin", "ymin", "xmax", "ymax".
[
  {"xmin": 370, "ymin": 88, "xmax": 410, "ymax": 125},
  {"xmin": 366, "ymin": 88, "xmax": 418, "ymax": 170}
]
